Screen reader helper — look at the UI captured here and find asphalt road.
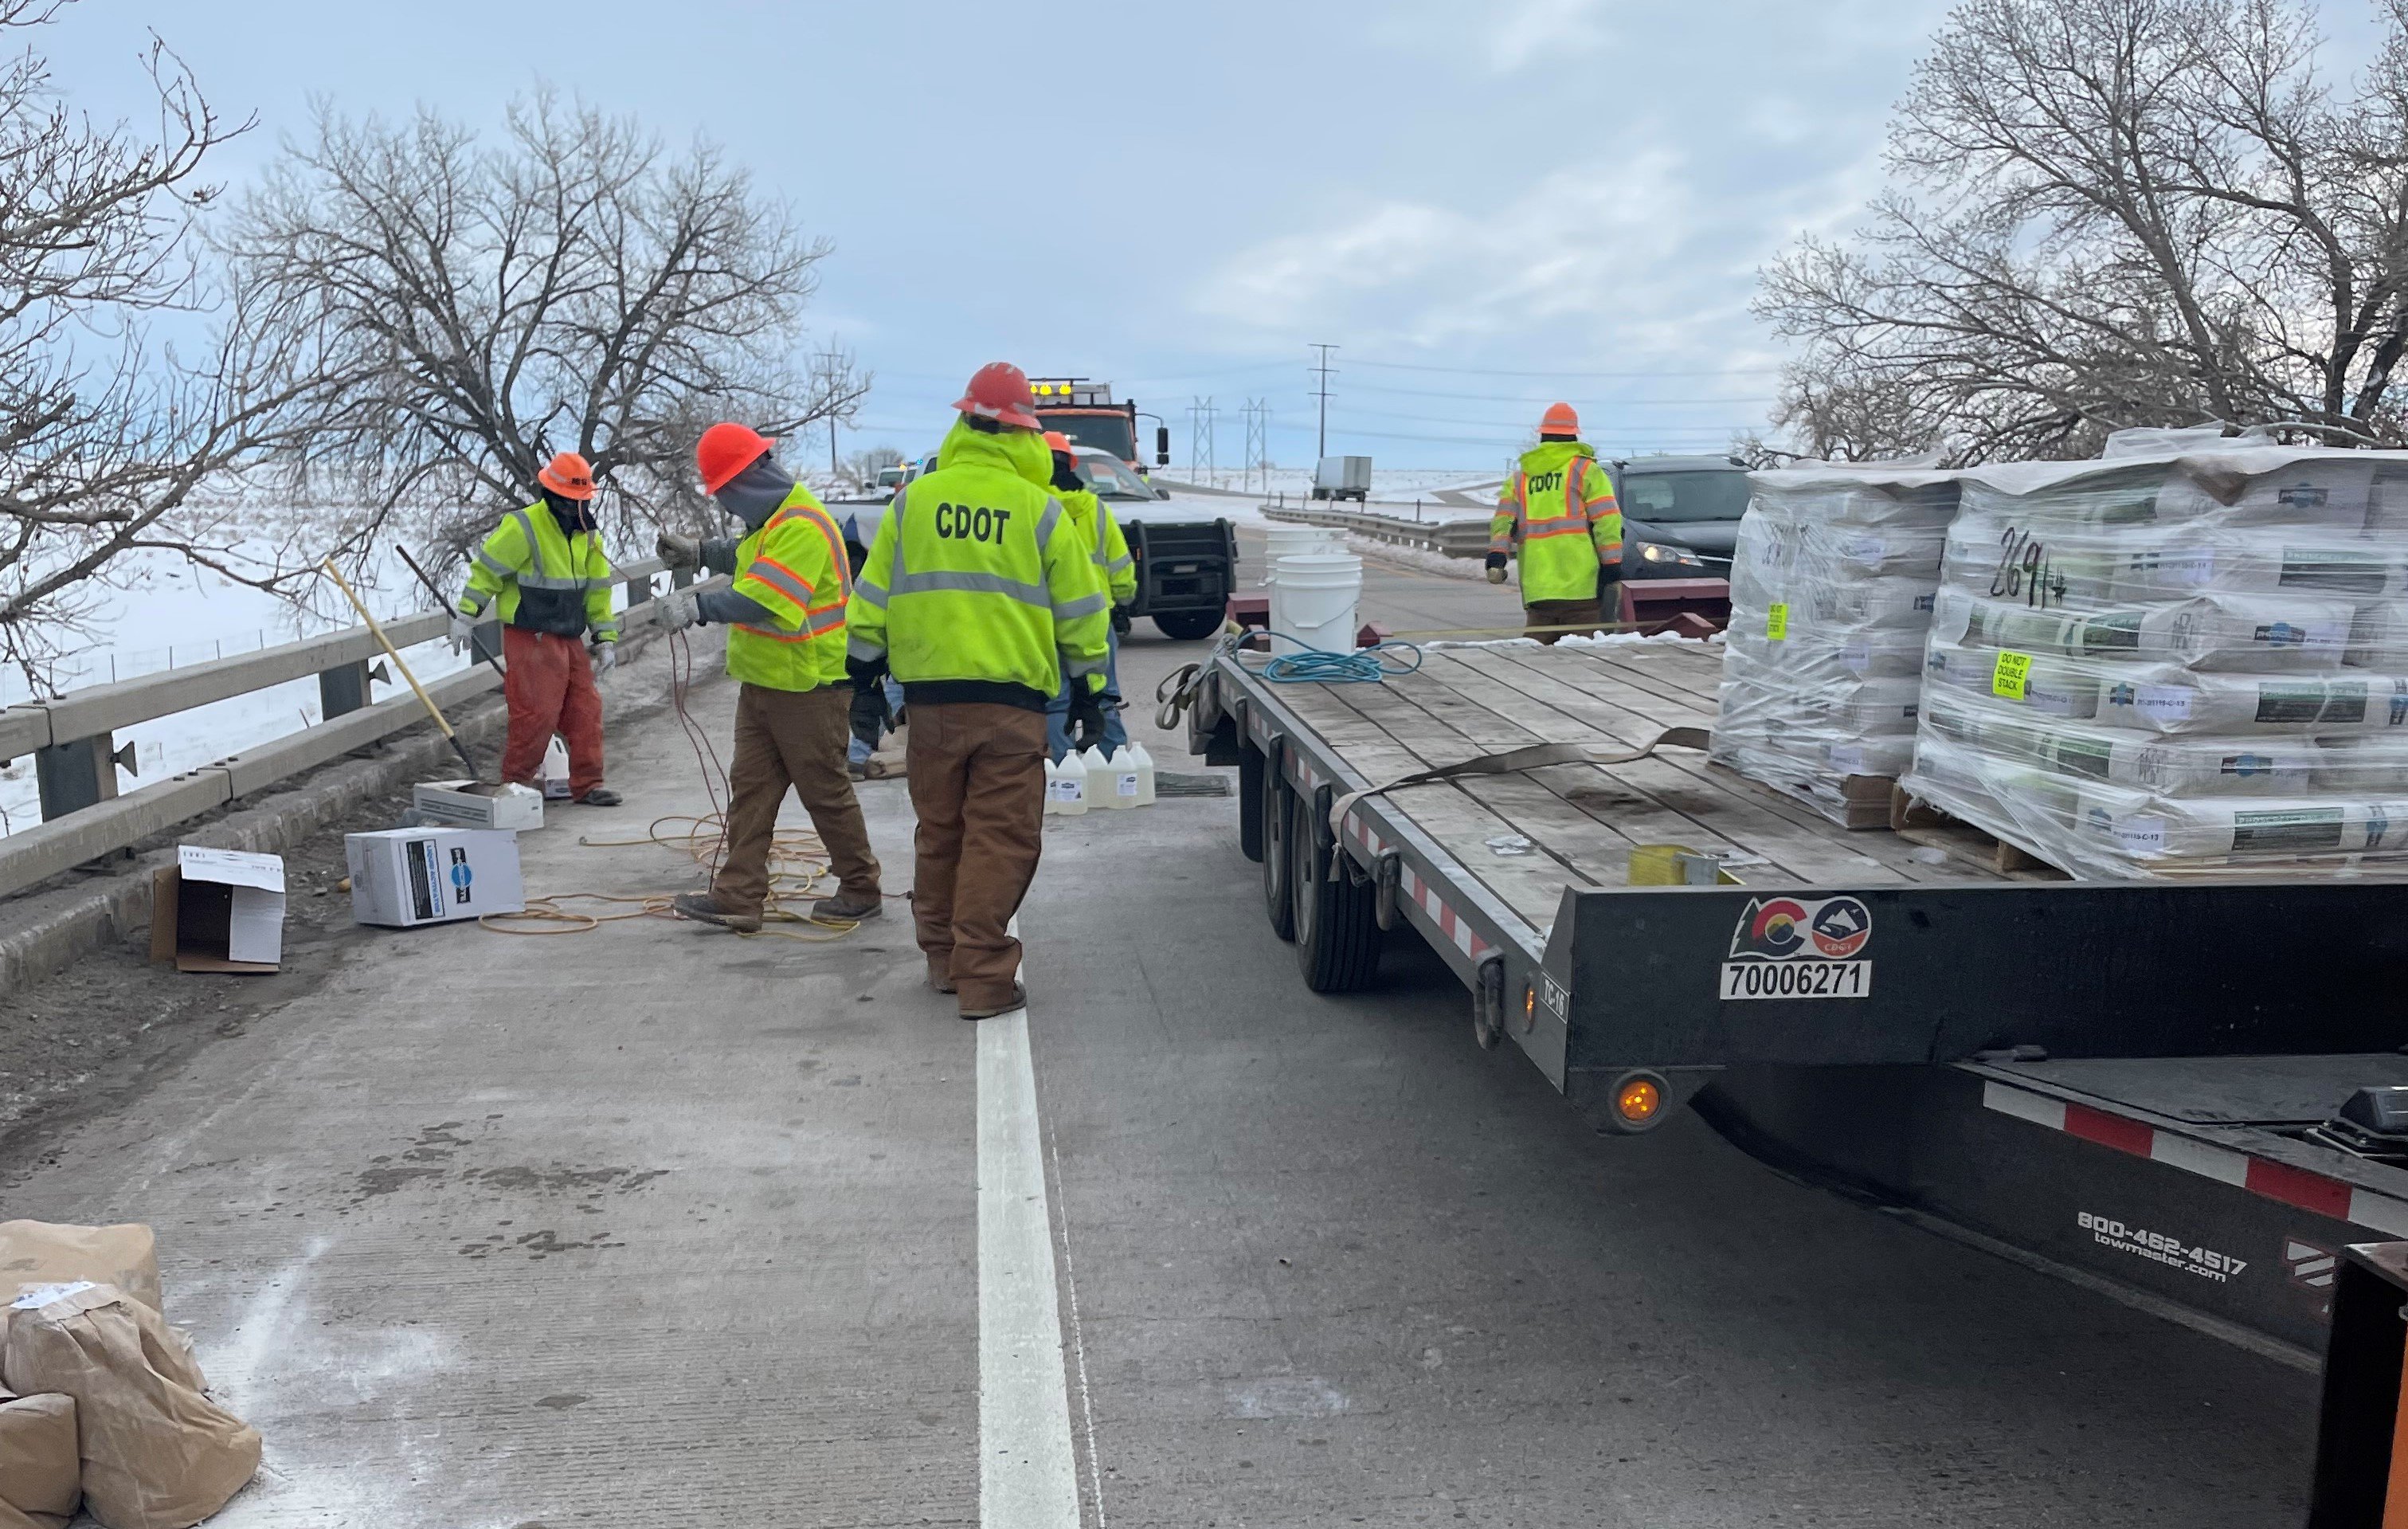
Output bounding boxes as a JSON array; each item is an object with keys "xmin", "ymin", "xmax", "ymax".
[{"xmin": 0, "ymin": 523, "xmax": 2316, "ymax": 1526}]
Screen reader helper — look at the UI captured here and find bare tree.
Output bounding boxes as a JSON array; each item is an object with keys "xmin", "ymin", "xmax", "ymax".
[
  {"xmin": 1756, "ymin": 0, "xmax": 2408, "ymax": 464},
  {"xmin": 225, "ymin": 89, "xmax": 869, "ymax": 563},
  {"xmin": 0, "ymin": 1, "xmax": 314, "ymax": 693}
]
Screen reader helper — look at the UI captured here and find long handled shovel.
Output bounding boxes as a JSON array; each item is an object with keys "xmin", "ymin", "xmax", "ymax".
[
  {"xmin": 319, "ymin": 558, "xmax": 482, "ymax": 781},
  {"xmin": 394, "ymin": 543, "xmax": 504, "ymax": 680}
]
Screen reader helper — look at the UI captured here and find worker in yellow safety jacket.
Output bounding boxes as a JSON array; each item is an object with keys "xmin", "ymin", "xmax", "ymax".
[
  {"xmin": 845, "ymin": 362, "xmax": 1112, "ymax": 1020},
  {"xmin": 653, "ymin": 423, "xmax": 883, "ymax": 933},
  {"xmin": 1487, "ymin": 402, "xmax": 1623, "ymax": 645},
  {"xmin": 1040, "ymin": 430, "xmax": 1136, "ymax": 761},
  {"xmin": 450, "ymin": 451, "xmax": 622, "ymax": 806}
]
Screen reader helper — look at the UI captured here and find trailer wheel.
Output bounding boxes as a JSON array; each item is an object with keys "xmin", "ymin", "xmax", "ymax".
[
  {"xmin": 1261, "ymin": 761, "xmax": 1296, "ymax": 940},
  {"xmin": 1292, "ymin": 806, "xmax": 1382, "ymax": 991},
  {"xmin": 1153, "ymin": 609, "xmax": 1224, "ymax": 641},
  {"xmin": 1238, "ymin": 743, "xmax": 1266, "ymax": 863}
]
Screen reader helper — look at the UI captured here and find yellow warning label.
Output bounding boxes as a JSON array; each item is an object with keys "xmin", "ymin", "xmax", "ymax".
[
  {"xmin": 1992, "ymin": 650, "xmax": 2033, "ymax": 700},
  {"xmin": 1766, "ymin": 603, "xmax": 1789, "ymax": 641}
]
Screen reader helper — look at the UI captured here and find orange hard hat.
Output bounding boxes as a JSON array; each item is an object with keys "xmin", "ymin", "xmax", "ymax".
[
  {"xmin": 1043, "ymin": 430, "xmax": 1073, "ymax": 456},
  {"xmin": 954, "ymin": 362, "xmax": 1043, "ymax": 431},
  {"xmin": 1539, "ymin": 402, "xmax": 1580, "ymax": 437},
  {"xmin": 537, "ymin": 451, "xmax": 596, "ymax": 500},
  {"xmin": 696, "ymin": 422, "xmax": 774, "ymax": 495}
]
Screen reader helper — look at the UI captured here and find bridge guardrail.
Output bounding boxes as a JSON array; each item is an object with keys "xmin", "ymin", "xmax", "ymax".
[
  {"xmin": 0, "ymin": 557, "xmax": 681, "ymax": 902},
  {"xmin": 1258, "ymin": 504, "xmax": 1490, "ymax": 559}
]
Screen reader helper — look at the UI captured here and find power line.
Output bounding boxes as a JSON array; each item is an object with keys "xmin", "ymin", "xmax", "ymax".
[
  {"xmin": 1352, "ymin": 358, "xmax": 1785, "ymax": 378},
  {"xmin": 1345, "ymin": 378, "xmax": 1779, "ymax": 405},
  {"xmin": 1310, "ymin": 343, "xmax": 1338, "ymax": 461}
]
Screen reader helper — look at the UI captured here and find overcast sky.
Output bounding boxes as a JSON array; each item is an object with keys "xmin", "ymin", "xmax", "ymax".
[{"xmin": 45, "ymin": 0, "xmax": 1969, "ymax": 471}]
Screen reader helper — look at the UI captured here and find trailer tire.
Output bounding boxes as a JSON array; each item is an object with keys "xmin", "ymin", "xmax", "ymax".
[
  {"xmin": 1292, "ymin": 807, "xmax": 1382, "ymax": 992},
  {"xmin": 1153, "ymin": 609, "xmax": 1224, "ymax": 641},
  {"xmin": 1261, "ymin": 762, "xmax": 1296, "ymax": 941},
  {"xmin": 1238, "ymin": 743, "xmax": 1266, "ymax": 863}
]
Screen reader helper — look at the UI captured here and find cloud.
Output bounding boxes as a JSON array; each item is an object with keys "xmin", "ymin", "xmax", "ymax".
[{"xmin": 1485, "ymin": 0, "xmax": 1612, "ymax": 72}]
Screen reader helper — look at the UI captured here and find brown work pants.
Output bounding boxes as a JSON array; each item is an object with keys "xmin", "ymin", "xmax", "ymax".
[
  {"xmin": 906, "ymin": 702, "xmax": 1047, "ymax": 1011},
  {"xmin": 1524, "ymin": 597, "xmax": 1607, "ymax": 646},
  {"xmin": 712, "ymin": 684, "xmax": 882, "ymax": 917}
]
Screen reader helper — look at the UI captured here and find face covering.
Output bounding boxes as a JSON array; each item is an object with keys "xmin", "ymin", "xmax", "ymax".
[
  {"xmin": 543, "ymin": 491, "xmax": 595, "ymax": 533},
  {"xmin": 714, "ymin": 455, "xmax": 796, "ymax": 530}
]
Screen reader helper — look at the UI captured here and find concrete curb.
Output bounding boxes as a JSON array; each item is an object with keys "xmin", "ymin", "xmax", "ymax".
[{"xmin": 0, "ymin": 625, "xmax": 709, "ymax": 999}]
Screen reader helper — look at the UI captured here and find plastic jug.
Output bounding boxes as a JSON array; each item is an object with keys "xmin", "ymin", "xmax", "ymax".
[
  {"xmin": 1051, "ymin": 749, "xmax": 1089, "ymax": 815},
  {"xmin": 540, "ymin": 735, "xmax": 572, "ymax": 800},
  {"xmin": 1131, "ymin": 742, "xmax": 1157, "ymax": 806},
  {"xmin": 1042, "ymin": 755, "xmax": 1062, "ymax": 815},
  {"xmin": 1078, "ymin": 745, "xmax": 1114, "ymax": 810},
  {"xmin": 1105, "ymin": 745, "xmax": 1141, "ymax": 809}
]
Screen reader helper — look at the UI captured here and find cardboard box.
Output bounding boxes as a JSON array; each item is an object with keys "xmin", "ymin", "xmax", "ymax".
[
  {"xmin": 149, "ymin": 846, "xmax": 284, "ymax": 973},
  {"xmin": 345, "ymin": 827, "xmax": 524, "ymax": 928},
  {"xmin": 411, "ymin": 779, "xmax": 544, "ymax": 831}
]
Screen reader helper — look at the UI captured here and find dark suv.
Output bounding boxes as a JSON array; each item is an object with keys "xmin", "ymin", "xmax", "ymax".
[{"xmin": 1608, "ymin": 454, "xmax": 1750, "ymax": 580}]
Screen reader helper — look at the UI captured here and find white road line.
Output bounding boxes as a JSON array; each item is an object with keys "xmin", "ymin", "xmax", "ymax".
[
  {"xmin": 1051, "ymin": 1139, "xmax": 1110, "ymax": 1529},
  {"xmin": 978, "ymin": 1002, "xmax": 1082, "ymax": 1527}
]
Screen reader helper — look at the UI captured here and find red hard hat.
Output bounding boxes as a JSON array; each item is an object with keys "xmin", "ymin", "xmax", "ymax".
[
  {"xmin": 537, "ymin": 451, "xmax": 596, "ymax": 500},
  {"xmin": 1042, "ymin": 430, "xmax": 1073, "ymax": 456},
  {"xmin": 1539, "ymin": 402, "xmax": 1580, "ymax": 437},
  {"xmin": 954, "ymin": 363, "xmax": 1042, "ymax": 431},
  {"xmin": 696, "ymin": 422, "xmax": 775, "ymax": 495}
]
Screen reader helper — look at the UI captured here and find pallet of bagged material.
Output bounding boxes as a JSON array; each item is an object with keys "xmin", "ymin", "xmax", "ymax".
[
  {"xmin": 1705, "ymin": 756, "xmax": 1897, "ymax": 830},
  {"xmin": 1888, "ymin": 784, "xmax": 2072, "ymax": 881}
]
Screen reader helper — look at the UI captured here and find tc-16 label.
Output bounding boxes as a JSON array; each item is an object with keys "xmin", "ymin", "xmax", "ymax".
[
  {"xmin": 1719, "ymin": 896, "xmax": 1874, "ymax": 1002},
  {"xmin": 2077, "ymin": 1212, "xmax": 2249, "ymax": 1283}
]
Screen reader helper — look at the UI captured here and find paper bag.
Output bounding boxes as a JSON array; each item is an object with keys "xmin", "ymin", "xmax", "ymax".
[
  {"xmin": 0, "ymin": 1221, "xmax": 160, "ymax": 1360},
  {"xmin": 0, "ymin": 1390, "xmax": 80, "ymax": 1529},
  {"xmin": 2, "ymin": 1285, "xmax": 259, "ymax": 1529}
]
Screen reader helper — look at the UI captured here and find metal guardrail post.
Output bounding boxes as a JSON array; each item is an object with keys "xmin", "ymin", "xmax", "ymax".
[
  {"xmin": 671, "ymin": 567, "xmax": 695, "ymax": 590},
  {"xmin": 319, "ymin": 660, "xmax": 374, "ymax": 719},
  {"xmin": 472, "ymin": 620, "xmax": 503, "ymax": 667},
  {"xmin": 35, "ymin": 734, "xmax": 124, "ymax": 820},
  {"xmin": 622, "ymin": 571, "xmax": 654, "ymax": 613}
]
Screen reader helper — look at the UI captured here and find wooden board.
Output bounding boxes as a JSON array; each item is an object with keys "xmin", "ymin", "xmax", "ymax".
[{"xmin": 1249, "ymin": 641, "xmax": 2018, "ymax": 898}]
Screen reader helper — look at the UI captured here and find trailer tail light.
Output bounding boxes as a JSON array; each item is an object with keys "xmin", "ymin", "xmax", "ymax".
[{"xmin": 1603, "ymin": 1069, "xmax": 1671, "ymax": 1134}]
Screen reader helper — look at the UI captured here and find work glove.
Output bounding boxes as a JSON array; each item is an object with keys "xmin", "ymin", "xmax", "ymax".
[
  {"xmin": 1068, "ymin": 684, "xmax": 1109, "ymax": 755},
  {"xmin": 1485, "ymin": 552, "xmax": 1508, "ymax": 586},
  {"xmin": 589, "ymin": 640, "xmax": 618, "ymax": 674},
  {"xmin": 656, "ymin": 531, "xmax": 701, "ymax": 570},
  {"xmin": 1598, "ymin": 561, "xmax": 1623, "ymax": 589},
  {"xmin": 1111, "ymin": 606, "xmax": 1133, "ymax": 636},
  {"xmin": 448, "ymin": 612, "xmax": 478, "ymax": 654},
  {"xmin": 848, "ymin": 680, "xmax": 891, "ymax": 752},
  {"xmin": 846, "ymin": 654, "xmax": 888, "ymax": 687},
  {"xmin": 656, "ymin": 586, "xmax": 702, "ymax": 633}
]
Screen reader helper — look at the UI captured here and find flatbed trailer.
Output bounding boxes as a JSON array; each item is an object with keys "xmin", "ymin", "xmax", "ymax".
[{"xmin": 1184, "ymin": 633, "xmax": 2408, "ymax": 1357}]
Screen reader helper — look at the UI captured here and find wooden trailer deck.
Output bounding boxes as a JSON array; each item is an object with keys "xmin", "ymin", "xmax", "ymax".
[{"xmin": 1243, "ymin": 637, "xmax": 2019, "ymax": 936}]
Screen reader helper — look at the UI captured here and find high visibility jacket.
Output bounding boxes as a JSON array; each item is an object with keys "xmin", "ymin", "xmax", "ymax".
[
  {"xmin": 846, "ymin": 418, "xmax": 1111, "ymax": 708},
  {"xmin": 1490, "ymin": 441, "xmax": 1623, "ymax": 605},
  {"xmin": 1060, "ymin": 488, "xmax": 1137, "ymax": 607},
  {"xmin": 724, "ymin": 483, "xmax": 853, "ymax": 692},
  {"xmin": 460, "ymin": 503, "xmax": 617, "ymax": 641}
]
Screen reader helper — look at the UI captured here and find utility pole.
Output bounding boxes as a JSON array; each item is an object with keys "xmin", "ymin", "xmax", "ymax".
[
  {"xmin": 1310, "ymin": 343, "xmax": 1338, "ymax": 461},
  {"xmin": 816, "ymin": 347, "xmax": 844, "ymax": 480},
  {"xmin": 1243, "ymin": 399, "xmax": 1269, "ymax": 492}
]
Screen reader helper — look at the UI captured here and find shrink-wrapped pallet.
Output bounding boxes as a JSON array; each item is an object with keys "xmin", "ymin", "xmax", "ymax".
[
  {"xmin": 1901, "ymin": 438, "xmax": 2408, "ymax": 877},
  {"xmin": 1713, "ymin": 465, "xmax": 1960, "ymax": 825}
]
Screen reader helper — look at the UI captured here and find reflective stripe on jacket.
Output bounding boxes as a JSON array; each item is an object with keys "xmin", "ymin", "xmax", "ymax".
[
  {"xmin": 1061, "ymin": 488, "xmax": 1138, "ymax": 608},
  {"xmin": 1487, "ymin": 441, "xmax": 1623, "ymax": 605},
  {"xmin": 844, "ymin": 417, "xmax": 1111, "ymax": 705},
  {"xmin": 460, "ymin": 504, "xmax": 617, "ymax": 641},
  {"xmin": 726, "ymin": 483, "xmax": 852, "ymax": 691}
]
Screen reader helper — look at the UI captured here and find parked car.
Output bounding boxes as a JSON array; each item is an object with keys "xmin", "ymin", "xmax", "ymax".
[{"xmin": 1607, "ymin": 454, "xmax": 1750, "ymax": 579}]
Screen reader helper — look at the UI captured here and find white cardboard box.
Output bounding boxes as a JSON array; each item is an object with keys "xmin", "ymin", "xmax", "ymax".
[
  {"xmin": 412, "ymin": 779, "xmax": 545, "ymax": 832},
  {"xmin": 150, "ymin": 845, "xmax": 286, "ymax": 972},
  {"xmin": 346, "ymin": 828, "xmax": 525, "ymax": 928}
]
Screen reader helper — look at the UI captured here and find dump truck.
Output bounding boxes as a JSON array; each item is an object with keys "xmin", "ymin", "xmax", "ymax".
[
  {"xmin": 1182, "ymin": 632, "xmax": 2408, "ymax": 1359},
  {"xmin": 1030, "ymin": 378, "xmax": 1170, "ymax": 477}
]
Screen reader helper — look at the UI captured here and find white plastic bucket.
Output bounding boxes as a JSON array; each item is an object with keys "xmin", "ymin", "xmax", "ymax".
[
  {"xmin": 1269, "ymin": 552, "xmax": 1363, "ymax": 653},
  {"xmin": 1262, "ymin": 525, "xmax": 1341, "ymax": 584}
]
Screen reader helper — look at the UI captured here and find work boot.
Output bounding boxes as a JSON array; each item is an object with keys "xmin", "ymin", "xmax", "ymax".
[
  {"xmin": 927, "ymin": 956, "xmax": 956, "ymax": 994},
  {"xmin": 670, "ymin": 892, "xmax": 762, "ymax": 933},
  {"xmin": 959, "ymin": 982, "xmax": 1028, "ymax": 1021},
  {"xmin": 812, "ymin": 888, "xmax": 883, "ymax": 922},
  {"xmin": 577, "ymin": 786, "xmax": 623, "ymax": 807}
]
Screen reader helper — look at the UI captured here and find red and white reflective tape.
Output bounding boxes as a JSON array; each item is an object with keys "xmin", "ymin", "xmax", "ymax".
[
  {"xmin": 1344, "ymin": 815, "xmax": 1494, "ymax": 961},
  {"xmin": 1983, "ymin": 1080, "xmax": 2408, "ymax": 1237},
  {"xmin": 1251, "ymin": 709, "xmax": 1496, "ymax": 962}
]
